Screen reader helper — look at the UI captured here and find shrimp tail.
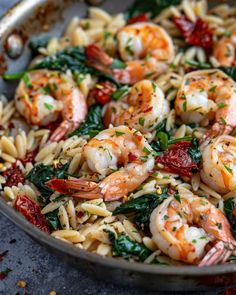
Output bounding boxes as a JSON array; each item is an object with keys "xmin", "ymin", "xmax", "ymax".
[
  {"xmin": 199, "ymin": 241, "xmax": 233, "ymax": 267},
  {"xmin": 50, "ymin": 120, "xmax": 73, "ymax": 142},
  {"xmin": 85, "ymin": 44, "xmax": 113, "ymax": 74},
  {"xmin": 46, "ymin": 178, "xmax": 99, "ymax": 194}
]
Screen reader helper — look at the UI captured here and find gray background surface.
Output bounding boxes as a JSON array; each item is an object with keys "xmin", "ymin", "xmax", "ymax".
[{"xmin": 0, "ymin": 1, "xmax": 232, "ymax": 294}]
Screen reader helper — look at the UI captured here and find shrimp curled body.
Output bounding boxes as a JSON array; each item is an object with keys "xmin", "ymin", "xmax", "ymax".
[
  {"xmin": 103, "ymin": 80, "xmax": 169, "ymax": 133},
  {"xmin": 213, "ymin": 28, "xmax": 236, "ymax": 66},
  {"xmin": 150, "ymin": 189, "xmax": 236, "ymax": 265},
  {"xmin": 175, "ymin": 69, "xmax": 236, "ymax": 136},
  {"xmin": 86, "ymin": 23, "xmax": 174, "ymax": 85},
  {"xmin": 46, "ymin": 126, "xmax": 155, "ymax": 201},
  {"xmin": 15, "ymin": 70, "xmax": 87, "ymax": 141},
  {"xmin": 201, "ymin": 135, "xmax": 236, "ymax": 193}
]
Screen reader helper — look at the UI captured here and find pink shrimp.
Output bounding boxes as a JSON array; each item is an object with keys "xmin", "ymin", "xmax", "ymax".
[
  {"xmin": 15, "ymin": 70, "xmax": 87, "ymax": 141},
  {"xmin": 86, "ymin": 23, "xmax": 174, "ymax": 85},
  {"xmin": 46, "ymin": 126, "xmax": 155, "ymax": 201},
  {"xmin": 213, "ymin": 28, "xmax": 236, "ymax": 66},
  {"xmin": 150, "ymin": 188, "xmax": 236, "ymax": 266}
]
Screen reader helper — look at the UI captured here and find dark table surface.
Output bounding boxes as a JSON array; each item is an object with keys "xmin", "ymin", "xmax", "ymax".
[{"xmin": 0, "ymin": 1, "xmax": 233, "ymax": 294}]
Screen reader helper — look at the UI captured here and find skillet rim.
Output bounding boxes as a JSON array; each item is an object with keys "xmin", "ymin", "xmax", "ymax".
[{"xmin": 0, "ymin": 0, "xmax": 236, "ymax": 278}]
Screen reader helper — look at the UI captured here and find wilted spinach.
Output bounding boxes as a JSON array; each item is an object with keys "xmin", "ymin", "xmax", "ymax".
[
  {"xmin": 224, "ymin": 198, "xmax": 236, "ymax": 237},
  {"xmin": 188, "ymin": 138, "xmax": 201, "ymax": 164},
  {"xmin": 150, "ymin": 120, "xmax": 168, "ymax": 153},
  {"xmin": 45, "ymin": 209, "xmax": 60, "ymax": 230},
  {"xmin": 26, "ymin": 163, "xmax": 69, "ymax": 202},
  {"xmin": 220, "ymin": 67, "xmax": 236, "ymax": 81},
  {"xmin": 105, "ymin": 230, "xmax": 151, "ymax": 261},
  {"xmin": 29, "ymin": 36, "xmax": 50, "ymax": 55},
  {"xmin": 125, "ymin": 0, "xmax": 181, "ymax": 19},
  {"xmin": 32, "ymin": 46, "xmax": 120, "ymax": 86},
  {"xmin": 68, "ymin": 104, "xmax": 104, "ymax": 138},
  {"xmin": 113, "ymin": 190, "xmax": 169, "ymax": 231}
]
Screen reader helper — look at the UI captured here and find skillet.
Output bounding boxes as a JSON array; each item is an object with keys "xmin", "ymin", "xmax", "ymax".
[{"xmin": 0, "ymin": 0, "xmax": 236, "ymax": 291}]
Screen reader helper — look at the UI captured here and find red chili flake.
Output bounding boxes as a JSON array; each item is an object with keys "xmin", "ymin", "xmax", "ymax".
[
  {"xmin": 128, "ymin": 152, "xmax": 138, "ymax": 162},
  {"xmin": 173, "ymin": 16, "xmax": 213, "ymax": 49},
  {"xmin": 156, "ymin": 141, "xmax": 198, "ymax": 178},
  {"xmin": 88, "ymin": 81, "xmax": 117, "ymax": 105},
  {"xmin": 0, "ymin": 250, "xmax": 8, "ymax": 262},
  {"xmin": 0, "ymin": 268, "xmax": 11, "ymax": 280},
  {"xmin": 21, "ymin": 149, "xmax": 38, "ymax": 165},
  {"xmin": 15, "ymin": 195, "xmax": 50, "ymax": 233},
  {"xmin": 2, "ymin": 163, "xmax": 25, "ymax": 187},
  {"xmin": 77, "ymin": 211, "xmax": 85, "ymax": 218},
  {"xmin": 127, "ymin": 14, "xmax": 148, "ymax": 25}
]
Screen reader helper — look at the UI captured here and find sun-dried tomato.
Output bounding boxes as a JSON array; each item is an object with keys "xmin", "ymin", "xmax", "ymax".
[
  {"xmin": 88, "ymin": 81, "xmax": 117, "ymax": 105},
  {"xmin": 173, "ymin": 16, "xmax": 213, "ymax": 49},
  {"xmin": 2, "ymin": 163, "xmax": 25, "ymax": 187},
  {"xmin": 21, "ymin": 149, "xmax": 38, "ymax": 165},
  {"xmin": 15, "ymin": 194, "xmax": 50, "ymax": 233},
  {"xmin": 156, "ymin": 141, "xmax": 198, "ymax": 178},
  {"xmin": 127, "ymin": 14, "xmax": 148, "ymax": 25}
]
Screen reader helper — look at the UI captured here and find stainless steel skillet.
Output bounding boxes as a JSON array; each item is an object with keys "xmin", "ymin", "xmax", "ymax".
[{"xmin": 0, "ymin": 0, "xmax": 235, "ymax": 292}]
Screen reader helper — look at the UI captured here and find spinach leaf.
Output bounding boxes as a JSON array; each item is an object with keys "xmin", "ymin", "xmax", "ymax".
[
  {"xmin": 68, "ymin": 104, "xmax": 104, "ymax": 138},
  {"xmin": 188, "ymin": 138, "xmax": 201, "ymax": 164},
  {"xmin": 113, "ymin": 190, "xmax": 169, "ymax": 231},
  {"xmin": 29, "ymin": 36, "xmax": 50, "ymax": 55},
  {"xmin": 150, "ymin": 120, "xmax": 168, "ymax": 153},
  {"xmin": 26, "ymin": 163, "xmax": 69, "ymax": 202},
  {"xmin": 126, "ymin": 0, "xmax": 181, "ymax": 19},
  {"xmin": 220, "ymin": 67, "xmax": 236, "ymax": 81},
  {"xmin": 105, "ymin": 230, "xmax": 151, "ymax": 261},
  {"xmin": 32, "ymin": 46, "xmax": 120, "ymax": 86},
  {"xmin": 45, "ymin": 209, "xmax": 60, "ymax": 230},
  {"xmin": 33, "ymin": 46, "xmax": 89, "ymax": 73},
  {"xmin": 224, "ymin": 198, "xmax": 236, "ymax": 237}
]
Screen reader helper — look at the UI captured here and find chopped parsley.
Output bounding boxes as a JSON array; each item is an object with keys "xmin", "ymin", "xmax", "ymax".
[
  {"xmin": 209, "ymin": 85, "xmax": 217, "ymax": 93},
  {"xmin": 183, "ymin": 100, "xmax": 187, "ymax": 112},
  {"xmin": 143, "ymin": 147, "xmax": 151, "ymax": 155},
  {"xmin": 44, "ymin": 102, "xmax": 53, "ymax": 111},
  {"xmin": 22, "ymin": 73, "xmax": 32, "ymax": 88},
  {"xmin": 224, "ymin": 164, "xmax": 233, "ymax": 173},
  {"xmin": 216, "ymin": 223, "xmax": 222, "ymax": 230},
  {"xmin": 217, "ymin": 102, "xmax": 226, "ymax": 109},
  {"xmin": 139, "ymin": 117, "xmax": 145, "ymax": 127},
  {"xmin": 220, "ymin": 117, "xmax": 227, "ymax": 125},
  {"xmin": 111, "ymin": 86, "xmax": 129, "ymax": 101},
  {"xmin": 115, "ymin": 131, "xmax": 125, "ymax": 137},
  {"xmin": 174, "ymin": 193, "xmax": 181, "ymax": 203}
]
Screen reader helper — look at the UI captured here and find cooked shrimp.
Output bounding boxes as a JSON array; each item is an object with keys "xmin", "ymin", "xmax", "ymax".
[
  {"xmin": 86, "ymin": 23, "xmax": 174, "ymax": 85},
  {"xmin": 150, "ymin": 189, "xmax": 236, "ymax": 265},
  {"xmin": 175, "ymin": 69, "xmax": 236, "ymax": 135},
  {"xmin": 201, "ymin": 135, "xmax": 236, "ymax": 193},
  {"xmin": 46, "ymin": 126, "xmax": 155, "ymax": 201},
  {"xmin": 103, "ymin": 80, "xmax": 169, "ymax": 133},
  {"xmin": 213, "ymin": 28, "xmax": 236, "ymax": 66},
  {"xmin": 15, "ymin": 70, "xmax": 87, "ymax": 141}
]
